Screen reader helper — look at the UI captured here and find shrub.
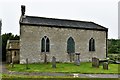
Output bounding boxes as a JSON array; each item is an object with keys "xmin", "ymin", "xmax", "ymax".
[{"xmin": 107, "ymin": 54, "xmax": 120, "ymax": 63}]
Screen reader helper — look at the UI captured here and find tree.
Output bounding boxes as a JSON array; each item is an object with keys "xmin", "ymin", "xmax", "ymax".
[{"xmin": 108, "ymin": 39, "xmax": 120, "ymax": 54}]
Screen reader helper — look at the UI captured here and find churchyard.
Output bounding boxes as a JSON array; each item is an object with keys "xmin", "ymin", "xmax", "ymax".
[
  {"xmin": 7, "ymin": 62, "xmax": 118, "ymax": 74},
  {"xmin": 2, "ymin": 56, "xmax": 119, "ymax": 79}
]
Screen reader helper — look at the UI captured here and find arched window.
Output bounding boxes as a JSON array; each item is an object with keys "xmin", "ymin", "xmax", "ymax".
[
  {"xmin": 41, "ymin": 36, "xmax": 50, "ymax": 52},
  {"xmin": 67, "ymin": 37, "xmax": 75, "ymax": 54},
  {"xmin": 89, "ymin": 38, "xmax": 95, "ymax": 51}
]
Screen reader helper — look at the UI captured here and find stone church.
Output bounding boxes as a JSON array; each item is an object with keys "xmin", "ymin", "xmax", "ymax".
[{"xmin": 19, "ymin": 5, "xmax": 108, "ymax": 64}]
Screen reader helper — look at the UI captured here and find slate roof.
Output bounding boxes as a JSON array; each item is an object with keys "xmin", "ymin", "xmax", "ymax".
[
  {"xmin": 20, "ymin": 15, "xmax": 108, "ymax": 31},
  {"xmin": 6, "ymin": 40, "xmax": 19, "ymax": 50}
]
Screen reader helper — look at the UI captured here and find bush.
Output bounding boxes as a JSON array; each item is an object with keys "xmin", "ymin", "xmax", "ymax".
[{"xmin": 107, "ymin": 54, "xmax": 120, "ymax": 63}]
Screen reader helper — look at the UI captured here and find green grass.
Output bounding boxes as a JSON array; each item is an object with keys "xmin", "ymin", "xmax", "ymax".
[
  {"xmin": 2, "ymin": 73, "xmax": 74, "ymax": 78},
  {"xmin": 1, "ymin": 74, "xmax": 120, "ymax": 80},
  {"xmin": 7, "ymin": 62, "xmax": 119, "ymax": 74}
]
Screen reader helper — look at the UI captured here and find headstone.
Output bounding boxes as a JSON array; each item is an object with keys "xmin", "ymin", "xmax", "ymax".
[
  {"xmin": 11, "ymin": 63, "xmax": 14, "ymax": 68},
  {"xmin": 69, "ymin": 53, "xmax": 72, "ymax": 62},
  {"xmin": 69, "ymin": 53, "xmax": 74, "ymax": 62},
  {"xmin": 92, "ymin": 57, "xmax": 99, "ymax": 68},
  {"xmin": 52, "ymin": 56, "xmax": 56, "ymax": 68},
  {"xmin": 74, "ymin": 53, "xmax": 80, "ymax": 66},
  {"xmin": 26, "ymin": 58, "xmax": 29, "ymax": 69},
  {"xmin": 75, "ymin": 59, "xmax": 80, "ymax": 66},
  {"xmin": 11, "ymin": 57, "xmax": 15, "ymax": 68},
  {"xmin": 103, "ymin": 62, "xmax": 108, "ymax": 70},
  {"xmin": 44, "ymin": 54, "xmax": 47, "ymax": 63}
]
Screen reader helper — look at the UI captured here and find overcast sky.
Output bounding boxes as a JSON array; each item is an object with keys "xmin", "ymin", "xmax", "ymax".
[{"xmin": 0, "ymin": 0, "xmax": 119, "ymax": 39}]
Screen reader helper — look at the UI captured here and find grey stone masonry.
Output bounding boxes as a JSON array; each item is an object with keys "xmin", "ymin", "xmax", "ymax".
[
  {"xmin": 20, "ymin": 25, "xmax": 107, "ymax": 64},
  {"xmin": 19, "ymin": 5, "xmax": 108, "ymax": 64}
]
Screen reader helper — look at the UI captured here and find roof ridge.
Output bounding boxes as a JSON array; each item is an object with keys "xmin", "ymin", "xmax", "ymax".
[{"xmin": 25, "ymin": 15, "xmax": 91, "ymax": 23}]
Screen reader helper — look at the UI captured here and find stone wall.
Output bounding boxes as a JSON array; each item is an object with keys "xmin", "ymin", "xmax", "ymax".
[
  {"xmin": 6, "ymin": 50, "xmax": 19, "ymax": 63},
  {"xmin": 20, "ymin": 25, "xmax": 107, "ymax": 64}
]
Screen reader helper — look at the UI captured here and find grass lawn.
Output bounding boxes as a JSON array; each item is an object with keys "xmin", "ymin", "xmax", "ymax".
[
  {"xmin": 2, "ymin": 74, "xmax": 119, "ymax": 80},
  {"xmin": 1, "ymin": 73, "xmax": 77, "ymax": 79},
  {"xmin": 7, "ymin": 62, "xmax": 119, "ymax": 74}
]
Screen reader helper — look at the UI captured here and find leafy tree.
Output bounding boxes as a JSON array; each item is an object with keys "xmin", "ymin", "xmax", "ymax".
[{"xmin": 108, "ymin": 39, "xmax": 120, "ymax": 54}]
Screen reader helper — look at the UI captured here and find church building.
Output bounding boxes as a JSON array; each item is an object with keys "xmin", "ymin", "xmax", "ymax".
[{"xmin": 19, "ymin": 5, "xmax": 108, "ymax": 64}]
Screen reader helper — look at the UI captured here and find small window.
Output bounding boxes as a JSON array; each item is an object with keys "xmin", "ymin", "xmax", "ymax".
[
  {"xmin": 41, "ymin": 36, "xmax": 50, "ymax": 52},
  {"xmin": 89, "ymin": 38, "xmax": 95, "ymax": 51}
]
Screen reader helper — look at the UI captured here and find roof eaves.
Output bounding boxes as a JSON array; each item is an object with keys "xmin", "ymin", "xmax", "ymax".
[{"xmin": 20, "ymin": 22, "xmax": 108, "ymax": 31}]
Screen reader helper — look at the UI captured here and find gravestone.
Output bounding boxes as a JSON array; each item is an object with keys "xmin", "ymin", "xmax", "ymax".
[
  {"xmin": 103, "ymin": 62, "xmax": 108, "ymax": 70},
  {"xmin": 26, "ymin": 58, "xmax": 29, "ymax": 69},
  {"xmin": 74, "ymin": 53, "xmax": 80, "ymax": 66},
  {"xmin": 92, "ymin": 57, "xmax": 99, "ymax": 68},
  {"xmin": 11, "ymin": 57, "xmax": 15, "ymax": 68},
  {"xmin": 11, "ymin": 63, "xmax": 14, "ymax": 68},
  {"xmin": 44, "ymin": 54, "xmax": 47, "ymax": 63},
  {"xmin": 52, "ymin": 56, "xmax": 56, "ymax": 68},
  {"xmin": 69, "ymin": 53, "xmax": 74, "ymax": 62},
  {"xmin": 69, "ymin": 53, "xmax": 72, "ymax": 62}
]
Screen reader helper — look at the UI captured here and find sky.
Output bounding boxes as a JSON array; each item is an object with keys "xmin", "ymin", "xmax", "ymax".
[{"xmin": 0, "ymin": 0, "xmax": 119, "ymax": 39}]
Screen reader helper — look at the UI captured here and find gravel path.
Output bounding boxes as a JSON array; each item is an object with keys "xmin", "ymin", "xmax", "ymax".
[{"xmin": 1, "ymin": 62, "xmax": 119, "ymax": 78}]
